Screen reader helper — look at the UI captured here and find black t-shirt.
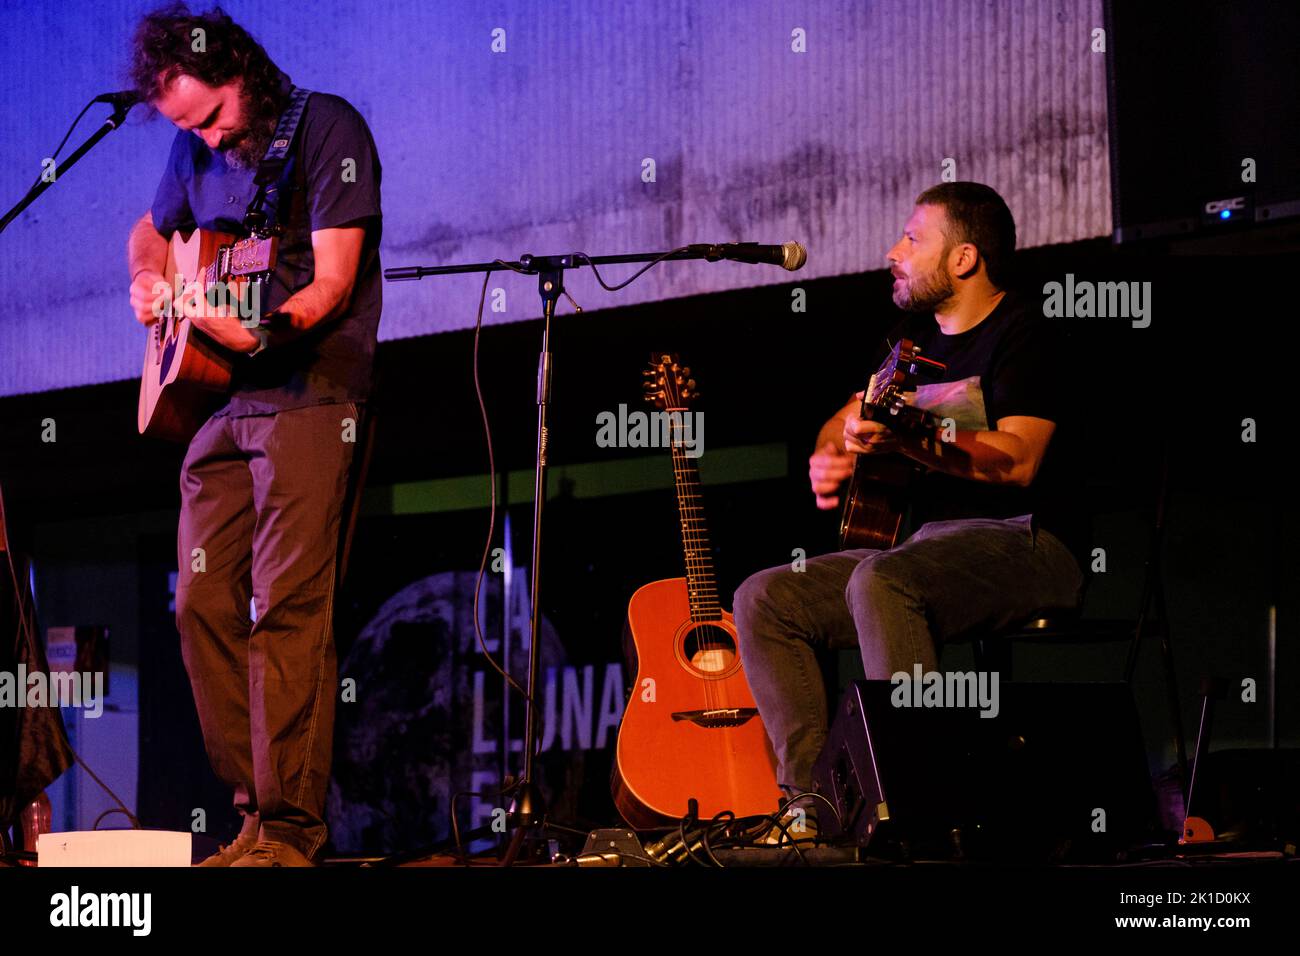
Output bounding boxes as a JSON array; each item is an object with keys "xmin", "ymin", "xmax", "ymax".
[
  {"xmin": 151, "ymin": 85, "xmax": 383, "ymax": 416},
  {"xmin": 872, "ymin": 290, "xmax": 1091, "ymax": 569}
]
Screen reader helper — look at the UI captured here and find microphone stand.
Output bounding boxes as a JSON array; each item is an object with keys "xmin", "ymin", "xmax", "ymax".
[
  {"xmin": 386, "ymin": 244, "xmax": 796, "ymax": 864},
  {"xmin": 0, "ymin": 99, "xmax": 136, "ymax": 234}
]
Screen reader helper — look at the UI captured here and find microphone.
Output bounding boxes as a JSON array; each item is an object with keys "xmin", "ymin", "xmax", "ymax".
[
  {"xmin": 93, "ymin": 90, "xmax": 142, "ymax": 109},
  {"xmin": 693, "ymin": 241, "xmax": 807, "ymax": 271}
]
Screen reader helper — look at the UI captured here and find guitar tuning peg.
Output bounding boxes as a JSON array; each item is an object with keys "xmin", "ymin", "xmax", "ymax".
[
  {"xmin": 686, "ymin": 378, "xmax": 696, "ymax": 390},
  {"xmin": 681, "ymin": 366, "xmax": 691, "ymax": 376}
]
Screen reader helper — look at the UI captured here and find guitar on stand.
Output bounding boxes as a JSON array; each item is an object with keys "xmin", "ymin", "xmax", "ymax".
[
  {"xmin": 612, "ymin": 354, "xmax": 781, "ymax": 829},
  {"xmin": 838, "ymin": 338, "xmax": 946, "ymax": 549}
]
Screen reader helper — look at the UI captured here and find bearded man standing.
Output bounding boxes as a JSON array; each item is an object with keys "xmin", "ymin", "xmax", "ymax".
[{"xmin": 125, "ymin": 3, "xmax": 382, "ymax": 866}]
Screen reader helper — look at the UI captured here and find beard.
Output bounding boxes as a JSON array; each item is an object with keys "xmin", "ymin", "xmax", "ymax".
[
  {"xmin": 220, "ymin": 91, "xmax": 280, "ymax": 170},
  {"xmin": 892, "ymin": 255, "xmax": 956, "ymax": 312}
]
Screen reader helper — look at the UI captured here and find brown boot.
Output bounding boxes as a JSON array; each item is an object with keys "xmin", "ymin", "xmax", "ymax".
[
  {"xmin": 229, "ymin": 840, "xmax": 315, "ymax": 867},
  {"xmin": 195, "ymin": 831, "xmax": 259, "ymax": 867}
]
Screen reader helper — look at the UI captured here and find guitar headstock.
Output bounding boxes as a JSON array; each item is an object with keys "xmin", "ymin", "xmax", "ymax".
[
  {"xmin": 862, "ymin": 338, "xmax": 947, "ymax": 428},
  {"xmin": 642, "ymin": 353, "xmax": 699, "ymax": 411}
]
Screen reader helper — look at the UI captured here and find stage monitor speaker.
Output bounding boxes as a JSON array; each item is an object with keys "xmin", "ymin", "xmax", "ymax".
[
  {"xmin": 1105, "ymin": 0, "xmax": 1300, "ymax": 242},
  {"xmin": 812, "ymin": 681, "xmax": 1157, "ymax": 862}
]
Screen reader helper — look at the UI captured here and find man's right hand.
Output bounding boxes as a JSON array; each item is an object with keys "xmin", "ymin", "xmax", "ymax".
[
  {"xmin": 809, "ymin": 440, "xmax": 856, "ymax": 510},
  {"xmin": 130, "ymin": 270, "xmax": 167, "ymax": 325}
]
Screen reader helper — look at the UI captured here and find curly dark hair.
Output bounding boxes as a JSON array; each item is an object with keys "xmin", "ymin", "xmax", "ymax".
[
  {"xmin": 914, "ymin": 182, "xmax": 1017, "ymax": 289},
  {"xmin": 130, "ymin": 3, "xmax": 287, "ymax": 162}
]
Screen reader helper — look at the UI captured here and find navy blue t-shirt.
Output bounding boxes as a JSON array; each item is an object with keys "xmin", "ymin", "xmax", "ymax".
[{"xmin": 151, "ymin": 87, "xmax": 383, "ymax": 416}]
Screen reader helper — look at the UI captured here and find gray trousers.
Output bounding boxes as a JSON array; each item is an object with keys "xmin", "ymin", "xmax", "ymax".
[
  {"xmin": 175, "ymin": 401, "xmax": 359, "ymax": 859},
  {"xmin": 733, "ymin": 514, "xmax": 1085, "ymax": 801}
]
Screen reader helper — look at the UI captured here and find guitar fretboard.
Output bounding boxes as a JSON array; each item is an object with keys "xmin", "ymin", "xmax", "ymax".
[{"xmin": 667, "ymin": 414, "xmax": 721, "ymax": 622}]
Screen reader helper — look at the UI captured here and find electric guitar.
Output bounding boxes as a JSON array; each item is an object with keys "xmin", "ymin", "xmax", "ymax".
[
  {"xmin": 837, "ymin": 339, "xmax": 946, "ymax": 549},
  {"xmin": 137, "ymin": 228, "xmax": 277, "ymax": 442},
  {"xmin": 612, "ymin": 354, "xmax": 781, "ymax": 829}
]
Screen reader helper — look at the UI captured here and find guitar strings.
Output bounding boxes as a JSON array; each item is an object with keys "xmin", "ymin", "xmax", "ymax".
[{"xmin": 669, "ymin": 407, "xmax": 726, "ymax": 712}]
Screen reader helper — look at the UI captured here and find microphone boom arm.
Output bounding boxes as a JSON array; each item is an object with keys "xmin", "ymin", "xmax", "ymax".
[{"xmin": 0, "ymin": 97, "xmax": 138, "ymax": 234}]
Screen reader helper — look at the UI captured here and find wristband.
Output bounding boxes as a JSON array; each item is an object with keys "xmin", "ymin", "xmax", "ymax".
[
  {"xmin": 247, "ymin": 328, "xmax": 271, "ymax": 357},
  {"xmin": 246, "ymin": 309, "xmax": 287, "ymax": 356},
  {"xmin": 256, "ymin": 309, "xmax": 290, "ymax": 331}
]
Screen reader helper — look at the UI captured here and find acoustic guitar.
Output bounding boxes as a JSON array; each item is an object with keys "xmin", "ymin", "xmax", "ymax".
[
  {"xmin": 137, "ymin": 228, "xmax": 277, "ymax": 442},
  {"xmin": 837, "ymin": 338, "xmax": 946, "ymax": 549},
  {"xmin": 612, "ymin": 354, "xmax": 781, "ymax": 829}
]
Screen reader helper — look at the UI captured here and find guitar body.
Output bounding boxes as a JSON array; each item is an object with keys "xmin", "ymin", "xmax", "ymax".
[
  {"xmin": 836, "ymin": 339, "xmax": 945, "ymax": 550},
  {"xmin": 838, "ymin": 455, "xmax": 918, "ymax": 550},
  {"xmin": 613, "ymin": 577, "xmax": 781, "ymax": 829},
  {"xmin": 138, "ymin": 228, "xmax": 275, "ymax": 443}
]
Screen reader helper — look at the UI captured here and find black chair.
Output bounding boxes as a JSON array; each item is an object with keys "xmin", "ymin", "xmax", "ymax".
[{"xmin": 959, "ymin": 444, "xmax": 1189, "ymax": 789}]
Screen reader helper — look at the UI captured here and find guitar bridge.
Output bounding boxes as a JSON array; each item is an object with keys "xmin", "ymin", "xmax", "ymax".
[{"xmin": 669, "ymin": 708, "xmax": 758, "ymax": 728}]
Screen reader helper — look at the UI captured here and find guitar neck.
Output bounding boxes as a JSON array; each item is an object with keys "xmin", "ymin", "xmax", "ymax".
[{"xmin": 668, "ymin": 435, "xmax": 721, "ymax": 623}]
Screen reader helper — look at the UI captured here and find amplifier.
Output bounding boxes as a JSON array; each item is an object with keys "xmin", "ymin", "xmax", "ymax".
[{"xmin": 812, "ymin": 680, "xmax": 1157, "ymax": 862}]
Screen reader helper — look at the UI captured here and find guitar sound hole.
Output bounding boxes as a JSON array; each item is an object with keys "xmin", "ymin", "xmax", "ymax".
[{"xmin": 683, "ymin": 624, "xmax": 737, "ymax": 674}]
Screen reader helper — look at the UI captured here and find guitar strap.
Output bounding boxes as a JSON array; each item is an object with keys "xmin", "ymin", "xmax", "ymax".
[{"xmin": 243, "ymin": 85, "xmax": 313, "ymax": 234}]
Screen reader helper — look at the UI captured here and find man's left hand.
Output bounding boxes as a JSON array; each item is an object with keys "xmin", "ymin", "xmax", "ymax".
[{"xmin": 843, "ymin": 415, "xmax": 899, "ymax": 455}]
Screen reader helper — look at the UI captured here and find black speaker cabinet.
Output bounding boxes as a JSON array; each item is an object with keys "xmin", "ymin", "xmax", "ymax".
[
  {"xmin": 1105, "ymin": 0, "xmax": 1300, "ymax": 241},
  {"xmin": 812, "ymin": 680, "xmax": 1157, "ymax": 862}
]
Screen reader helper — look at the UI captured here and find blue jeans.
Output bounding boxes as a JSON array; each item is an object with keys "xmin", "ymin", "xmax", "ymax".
[{"xmin": 733, "ymin": 514, "xmax": 1085, "ymax": 800}]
